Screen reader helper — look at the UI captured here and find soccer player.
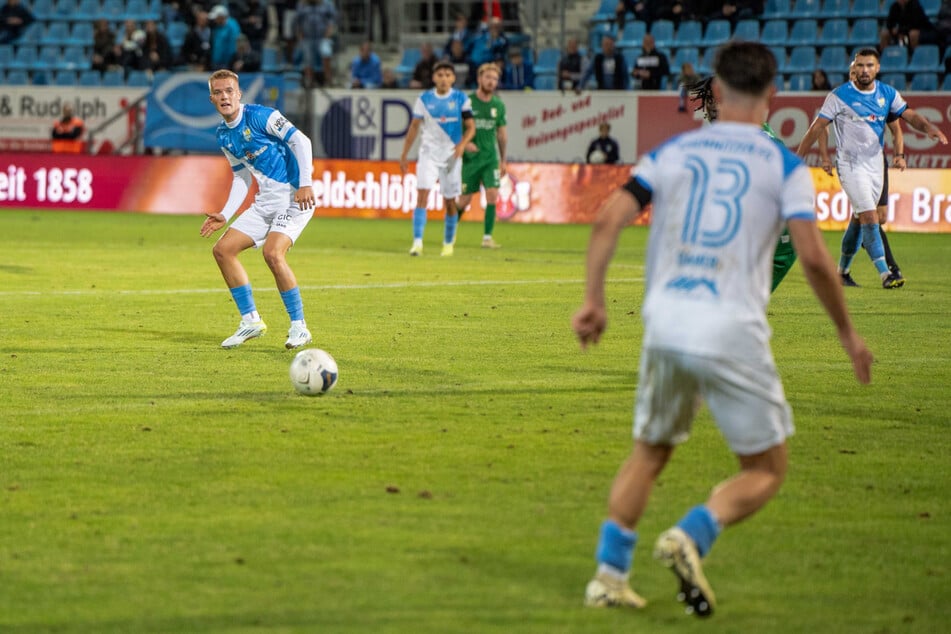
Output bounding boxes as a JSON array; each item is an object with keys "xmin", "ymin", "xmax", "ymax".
[
  {"xmin": 400, "ymin": 60, "xmax": 476, "ymax": 256},
  {"xmin": 199, "ymin": 69, "xmax": 316, "ymax": 350},
  {"xmin": 456, "ymin": 62, "xmax": 508, "ymax": 249},
  {"xmin": 573, "ymin": 41, "xmax": 872, "ymax": 617},
  {"xmin": 796, "ymin": 48, "xmax": 947, "ymax": 289}
]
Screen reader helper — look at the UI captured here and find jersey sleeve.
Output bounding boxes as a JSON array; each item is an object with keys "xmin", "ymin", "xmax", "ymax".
[
  {"xmin": 412, "ymin": 96, "xmax": 427, "ymax": 119},
  {"xmin": 889, "ymin": 89, "xmax": 908, "ymax": 118},
  {"xmin": 265, "ymin": 109, "xmax": 297, "ymax": 142},
  {"xmin": 817, "ymin": 91, "xmax": 839, "ymax": 121},
  {"xmin": 461, "ymin": 93, "xmax": 473, "ymax": 114},
  {"xmin": 780, "ymin": 157, "xmax": 817, "ymax": 222}
]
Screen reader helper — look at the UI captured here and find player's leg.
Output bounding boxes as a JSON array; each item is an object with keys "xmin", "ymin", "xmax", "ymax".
[
  {"xmin": 214, "ymin": 219, "xmax": 267, "ymax": 348},
  {"xmin": 837, "ymin": 162, "xmax": 887, "ymax": 285},
  {"xmin": 263, "ymin": 206, "xmax": 313, "ymax": 349},
  {"xmin": 875, "ymin": 162, "xmax": 904, "ymax": 285},
  {"xmin": 481, "ymin": 163, "xmax": 502, "ymax": 248},
  {"xmin": 770, "ymin": 229, "xmax": 796, "ymax": 292},
  {"xmin": 411, "ymin": 156, "xmax": 439, "ymax": 255},
  {"xmin": 440, "ymin": 158, "xmax": 463, "ymax": 256}
]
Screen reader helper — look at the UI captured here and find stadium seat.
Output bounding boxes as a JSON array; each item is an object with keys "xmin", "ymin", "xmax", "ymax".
[
  {"xmin": 126, "ymin": 69, "xmax": 151, "ymax": 86},
  {"xmin": 54, "ymin": 0, "xmax": 79, "ymax": 19},
  {"xmin": 30, "ymin": 0, "xmax": 56, "ymax": 20},
  {"xmin": 879, "ymin": 46, "xmax": 908, "ymax": 73},
  {"xmin": 4, "ymin": 68, "xmax": 29, "ymax": 84},
  {"xmin": 826, "ymin": 72, "xmax": 845, "ymax": 85},
  {"xmin": 819, "ymin": 0, "xmax": 850, "ymax": 19},
  {"xmin": 788, "ymin": 19, "xmax": 819, "ymax": 46},
  {"xmin": 101, "ymin": 0, "xmax": 125, "ymax": 20},
  {"xmin": 394, "ymin": 47, "xmax": 421, "ymax": 80},
  {"xmin": 0, "ymin": 44, "xmax": 13, "ymax": 68},
  {"xmin": 818, "ymin": 46, "xmax": 847, "ymax": 72},
  {"xmin": 588, "ymin": 23, "xmax": 617, "ymax": 53},
  {"xmin": 37, "ymin": 45, "xmax": 63, "ymax": 71},
  {"xmin": 9, "ymin": 45, "xmax": 38, "ymax": 71},
  {"xmin": 942, "ymin": 74, "xmax": 951, "ymax": 90},
  {"xmin": 910, "ymin": 72, "xmax": 938, "ymax": 90},
  {"xmin": 53, "ymin": 70, "xmax": 77, "ymax": 85},
  {"xmin": 61, "ymin": 46, "xmax": 91, "ymax": 71},
  {"xmin": 590, "ymin": 0, "xmax": 618, "ymax": 25},
  {"xmin": 696, "ymin": 47, "xmax": 715, "ymax": 75},
  {"xmin": 920, "ymin": 0, "xmax": 940, "ymax": 17},
  {"xmin": 617, "ymin": 20, "xmax": 647, "ymax": 48},
  {"xmin": 701, "ymin": 19, "xmax": 731, "ymax": 49},
  {"xmin": 78, "ymin": 69, "xmax": 102, "ymax": 86},
  {"xmin": 68, "ymin": 21, "xmax": 94, "ymax": 47},
  {"xmin": 770, "ymin": 46, "xmax": 788, "ymax": 72},
  {"xmin": 760, "ymin": 20, "xmax": 789, "ymax": 46},
  {"xmin": 17, "ymin": 21, "xmax": 44, "ymax": 46},
  {"xmin": 733, "ymin": 19, "xmax": 760, "ymax": 42},
  {"xmin": 672, "ymin": 46, "xmax": 700, "ymax": 72},
  {"xmin": 102, "ymin": 68, "xmax": 124, "ymax": 86},
  {"xmin": 534, "ymin": 47, "xmax": 560, "ymax": 75},
  {"xmin": 852, "ymin": 0, "xmax": 886, "ymax": 18},
  {"xmin": 879, "ymin": 73, "xmax": 906, "ymax": 90},
  {"xmin": 774, "ymin": 72, "xmax": 786, "ymax": 92},
  {"xmin": 533, "ymin": 73, "xmax": 557, "ymax": 90},
  {"xmin": 790, "ymin": 0, "xmax": 821, "ymax": 17},
  {"xmin": 46, "ymin": 21, "xmax": 71, "ymax": 46},
  {"xmin": 261, "ymin": 47, "xmax": 282, "ymax": 72},
  {"xmin": 848, "ymin": 18, "xmax": 880, "ymax": 48},
  {"xmin": 622, "ymin": 47, "xmax": 641, "ymax": 70},
  {"xmin": 785, "ymin": 46, "xmax": 817, "ymax": 74},
  {"xmin": 75, "ymin": 0, "xmax": 101, "ymax": 21},
  {"xmin": 673, "ymin": 20, "xmax": 703, "ymax": 48},
  {"xmin": 127, "ymin": 0, "xmax": 159, "ymax": 21},
  {"xmin": 906, "ymin": 44, "xmax": 940, "ymax": 72},
  {"xmin": 762, "ymin": 0, "xmax": 792, "ymax": 20},
  {"xmin": 650, "ymin": 20, "xmax": 675, "ymax": 49},
  {"xmin": 817, "ymin": 19, "xmax": 849, "ymax": 47},
  {"xmin": 165, "ymin": 21, "xmax": 188, "ymax": 56},
  {"xmin": 788, "ymin": 73, "xmax": 812, "ymax": 91}
]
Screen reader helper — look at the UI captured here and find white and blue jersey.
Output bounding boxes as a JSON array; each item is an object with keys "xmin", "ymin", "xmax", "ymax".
[
  {"xmin": 411, "ymin": 88, "xmax": 473, "ymax": 163},
  {"xmin": 217, "ymin": 103, "xmax": 304, "ymax": 193},
  {"xmin": 819, "ymin": 80, "xmax": 907, "ymax": 163},
  {"xmin": 632, "ymin": 122, "xmax": 816, "ymax": 359}
]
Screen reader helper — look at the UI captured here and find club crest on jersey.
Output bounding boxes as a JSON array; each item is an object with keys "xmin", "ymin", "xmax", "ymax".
[
  {"xmin": 243, "ymin": 127, "xmax": 252, "ymax": 141},
  {"xmin": 490, "ymin": 108, "xmax": 497, "ymax": 117},
  {"xmin": 877, "ymin": 97, "xmax": 886, "ymax": 106}
]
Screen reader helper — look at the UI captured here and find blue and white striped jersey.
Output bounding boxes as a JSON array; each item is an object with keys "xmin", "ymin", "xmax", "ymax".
[
  {"xmin": 411, "ymin": 88, "xmax": 473, "ymax": 162},
  {"xmin": 216, "ymin": 103, "xmax": 305, "ymax": 190},
  {"xmin": 632, "ymin": 122, "xmax": 816, "ymax": 358},
  {"xmin": 818, "ymin": 80, "xmax": 907, "ymax": 162}
]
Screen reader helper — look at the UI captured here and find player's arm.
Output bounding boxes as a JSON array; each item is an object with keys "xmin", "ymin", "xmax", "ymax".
[
  {"xmin": 887, "ymin": 118, "xmax": 905, "ymax": 171},
  {"xmin": 899, "ymin": 107, "xmax": 948, "ymax": 145},
  {"xmin": 572, "ymin": 178, "xmax": 648, "ymax": 349},
  {"xmin": 817, "ymin": 126, "xmax": 833, "ymax": 175},
  {"xmin": 496, "ymin": 124, "xmax": 507, "ymax": 175},
  {"xmin": 786, "ymin": 217, "xmax": 872, "ymax": 384},
  {"xmin": 285, "ymin": 129, "xmax": 315, "ymax": 209},
  {"xmin": 454, "ymin": 113, "xmax": 475, "ymax": 160},
  {"xmin": 201, "ymin": 156, "xmax": 252, "ymax": 237},
  {"xmin": 795, "ymin": 116, "xmax": 832, "ymax": 156},
  {"xmin": 399, "ymin": 117, "xmax": 422, "ymax": 175}
]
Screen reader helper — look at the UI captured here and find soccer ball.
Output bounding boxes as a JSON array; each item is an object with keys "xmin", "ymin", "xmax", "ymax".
[{"xmin": 289, "ymin": 348, "xmax": 338, "ymax": 396}]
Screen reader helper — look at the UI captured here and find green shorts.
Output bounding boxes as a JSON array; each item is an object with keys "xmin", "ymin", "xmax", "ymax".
[
  {"xmin": 771, "ymin": 229, "xmax": 797, "ymax": 292},
  {"xmin": 461, "ymin": 157, "xmax": 500, "ymax": 195}
]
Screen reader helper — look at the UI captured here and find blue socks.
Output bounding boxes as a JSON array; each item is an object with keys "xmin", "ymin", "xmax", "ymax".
[
  {"xmin": 280, "ymin": 286, "xmax": 304, "ymax": 321},
  {"xmin": 229, "ymin": 283, "xmax": 256, "ymax": 317},
  {"xmin": 412, "ymin": 207, "xmax": 426, "ymax": 240},
  {"xmin": 860, "ymin": 223, "xmax": 889, "ymax": 276},
  {"xmin": 838, "ymin": 221, "xmax": 861, "ymax": 273},
  {"xmin": 676, "ymin": 505, "xmax": 721, "ymax": 558},
  {"xmin": 595, "ymin": 519, "xmax": 638, "ymax": 574},
  {"xmin": 444, "ymin": 212, "xmax": 458, "ymax": 245}
]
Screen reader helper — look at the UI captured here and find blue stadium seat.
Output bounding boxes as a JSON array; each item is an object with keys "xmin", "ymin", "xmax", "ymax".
[
  {"xmin": 672, "ymin": 46, "xmax": 700, "ymax": 72},
  {"xmin": 534, "ymin": 47, "xmax": 560, "ymax": 75},
  {"xmin": 702, "ymin": 19, "xmax": 731, "ymax": 48},
  {"xmin": 17, "ymin": 21, "xmax": 44, "ymax": 46},
  {"xmin": 61, "ymin": 46, "xmax": 91, "ymax": 70},
  {"xmin": 760, "ymin": 20, "xmax": 789, "ymax": 46},
  {"xmin": 37, "ymin": 45, "xmax": 63, "ymax": 71},
  {"xmin": 819, "ymin": 0, "xmax": 851, "ymax": 19},
  {"xmin": 53, "ymin": 70, "xmax": 77, "ymax": 85},
  {"xmin": 622, "ymin": 47, "xmax": 641, "ymax": 72},
  {"xmin": 4, "ymin": 68, "xmax": 29, "ymax": 84},
  {"xmin": 733, "ymin": 19, "xmax": 760, "ymax": 42},
  {"xmin": 261, "ymin": 46, "xmax": 282, "ymax": 72},
  {"xmin": 942, "ymin": 74, "xmax": 951, "ymax": 90},
  {"xmin": 849, "ymin": 18, "xmax": 880, "ymax": 48},
  {"xmin": 68, "ymin": 21, "xmax": 94, "ymax": 47},
  {"xmin": 533, "ymin": 73, "xmax": 557, "ymax": 90},
  {"xmin": 910, "ymin": 72, "xmax": 938, "ymax": 90},
  {"xmin": 618, "ymin": 20, "xmax": 647, "ymax": 48},
  {"xmin": 696, "ymin": 47, "xmax": 715, "ymax": 75},
  {"xmin": 102, "ymin": 68, "xmax": 124, "ymax": 86},
  {"xmin": 852, "ymin": 0, "xmax": 886, "ymax": 18},
  {"xmin": 75, "ymin": 0, "xmax": 101, "ymax": 20},
  {"xmin": 650, "ymin": 20, "xmax": 675, "ymax": 49},
  {"xmin": 879, "ymin": 45, "xmax": 908, "ymax": 73},
  {"xmin": 786, "ymin": 46, "xmax": 817, "ymax": 73},
  {"xmin": 394, "ymin": 47, "xmax": 421, "ymax": 80},
  {"xmin": 46, "ymin": 21, "xmax": 71, "ymax": 45},
  {"xmin": 54, "ymin": 0, "xmax": 79, "ymax": 19},
  {"xmin": 817, "ymin": 19, "xmax": 849, "ymax": 47},
  {"xmin": 828, "ymin": 72, "xmax": 845, "ymax": 85},
  {"xmin": 30, "ymin": 0, "xmax": 56, "ymax": 20},
  {"xmin": 101, "ymin": 0, "xmax": 125, "ymax": 20},
  {"xmin": 789, "ymin": 73, "xmax": 811, "ymax": 91},
  {"xmin": 762, "ymin": 0, "xmax": 792, "ymax": 20},
  {"xmin": 818, "ymin": 46, "xmax": 847, "ymax": 72},
  {"xmin": 588, "ymin": 23, "xmax": 617, "ymax": 54},
  {"xmin": 127, "ymin": 0, "xmax": 158, "ymax": 21},
  {"xmin": 879, "ymin": 73, "xmax": 906, "ymax": 90},
  {"xmin": 9, "ymin": 45, "xmax": 38, "ymax": 71},
  {"xmin": 590, "ymin": 0, "xmax": 617, "ymax": 25},
  {"xmin": 770, "ymin": 46, "xmax": 788, "ymax": 72},
  {"xmin": 126, "ymin": 69, "xmax": 151, "ymax": 86},
  {"xmin": 78, "ymin": 69, "xmax": 102, "ymax": 86},
  {"xmin": 920, "ymin": 0, "xmax": 940, "ymax": 17},
  {"xmin": 165, "ymin": 21, "xmax": 188, "ymax": 55},
  {"xmin": 906, "ymin": 44, "xmax": 940, "ymax": 72},
  {"xmin": 0, "ymin": 44, "xmax": 13, "ymax": 68},
  {"xmin": 674, "ymin": 20, "xmax": 703, "ymax": 48},
  {"xmin": 790, "ymin": 0, "xmax": 821, "ymax": 17},
  {"xmin": 788, "ymin": 19, "xmax": 819, "ymax": 46}
]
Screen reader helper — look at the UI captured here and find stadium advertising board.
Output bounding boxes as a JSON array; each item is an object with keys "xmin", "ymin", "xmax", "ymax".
[
  {"xmin": 1, "ymin": 154, "xmax": 951, "ymax": 233},
  {"xmin": 0, "ymin": 86, "xmax": 149, "ymax": 153}
]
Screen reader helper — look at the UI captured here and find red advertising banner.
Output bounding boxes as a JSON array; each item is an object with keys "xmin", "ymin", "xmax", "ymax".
[{"xmin": 0, "ymin": 154, "xmax": 948, "ymax": 232}]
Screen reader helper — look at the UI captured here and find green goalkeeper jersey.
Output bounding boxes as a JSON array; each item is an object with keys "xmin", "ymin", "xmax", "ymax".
[{"xmin": 465, "ymin": 93, "xmax": 506, "ymax": 166}]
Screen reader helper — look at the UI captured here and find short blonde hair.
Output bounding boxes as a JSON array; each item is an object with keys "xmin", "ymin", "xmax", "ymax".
[
  {"xmin": 208, "ymin": 69, "xmax": 240, "ymax": 93},
  {"xmin": 478, "ymin": 63, "xmax": 501, "ymax": 78}
]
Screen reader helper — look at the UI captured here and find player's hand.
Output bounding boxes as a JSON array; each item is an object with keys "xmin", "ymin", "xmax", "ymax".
[
  {"xmin": 295, "ymin": 185, "xmax": 315, "ymax": 210},
  {"xmin": 892, "ymin": 155, "xmax": 906, "ymax": 171},
  {"xmin": 929, "ymin": 128, "xmax": 948, "ymax": 144},
  {"xmin": 840, "ymin": 330, "xmax": 873, "ymax": 384},
  {"xmin": 200, "ymin": 212, "xmax": 226, "ymax": 237},
  {"xmin": 499, "ymin": 160, "xmax": 507, "ymax": 176},
  {"xmin": 820, "ymin": 160, "xmax": 833, "ymax": 175},
  {"xmin": 465, "ymin": 142, "xmax": 478, "ymax": 153},
  {"xmin": 399, "ymin": 157, "xmax": 409, "ymax": 175},
  {"xmin": 572, "ymin": 302, "xmax": 607, "ymax": 350},
  {"xmin": 453, "ymin": 144, "xmax": 466, "ymax": 160}
]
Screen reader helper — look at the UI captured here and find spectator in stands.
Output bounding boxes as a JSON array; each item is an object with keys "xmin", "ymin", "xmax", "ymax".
[
  {"xmin": 178, "ymin": 9, "xmax": 212, "ymax": 70},
  {"xmin": 881, "ymin": 0, "xmax": 939, "ymax": 50},
  {"xmin": 51, "ymin": 104, "xmax": 85, "ymax": 154},
  {"xmin": 938, "ymin": 0, "xmax": 951, "ymax": 52},
  {"xmin": 381, "ymin": 67, "xmax": 400, "ymax": 88},
  {"xmin": 229, "ymin": 34, "xmax": 261, "ymax": 73},
  {"xmin": 142, "ymin": 20, "xmax": 173, "ymax": 72},
  {"xmin": 579, "ymin": 34, "xmax": 629, "ymax": 90},
  {"xmin": 676, "ymin": 61, "xmax": 701, "ymax": 110},
  {"xmin": 502, "ymin": 47, "xmax": 534, "ymax": 90},
  {"xmin": 469, "ymin": 17, "xmax": 509, "ymax": 68},
  {"xmin": 209, "ymin": 4, "xmax": 241, "ymax": 70},
  {"xmin": 558, "ymin": 36, "xmax": 585, "ymax": 90},
  {"xmin": 368, "ymin": 0, "xmax": 389, "ymax": 45},
  {"xmin": 653, "ymin": 0, "xmax": 689, "ymax": 26},
  {"xmin": 616, "ymin": 1, "xmax": 653, "ymax": 32},
  {"xmin": 446, "ymin": 37, "xmax": 475, "ymax": 89},
  {"xmin": 586, "ymin": 122, "xmax": 620, "ymax": 164},
  {"xmin": 632, "ymin": 33, "xmax": 669, "ymax": 90},
  {"xmin": 0, "ymin": 0, "xmax": 33, "ymax": 45},
  {"xmin": 444, "ymin": 13, "xmax": 474, "ymax": 59},
  {"xmin": 350, "ymin": 40, "xmax": 382, "ymax": 89},
  {"xmin": 237, "ymin": 0, "xmax": 269, "ymax": 52},
  {"xmin": 410, "ymin": 42, "xmax": 438, "ymax": 89},
  {"xmin": 812, "ymin": 68, "xmax": 832, "ymax": 90},
  {"xmin": 117, "ymin": 20, "xmax": 146, "ymax": 72},
  {"xmin": 296, "ymin": 0, "xmax": 338, "ymax": 88},
  {"xmin": 92, "ymin": 19, "xmax": 119, "ymax": 73}
]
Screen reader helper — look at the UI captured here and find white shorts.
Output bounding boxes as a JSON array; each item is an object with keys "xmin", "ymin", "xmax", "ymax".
[
  {"xmin": 229, "ymin": 194, "xmax": 313, "ymax": 248},
  {"xmin": 416, "ymin": 153, "xmax": 462, "ymax": 198},
  {"xmin": 836, "ymin": 154, "xmax": 883, "ymax": 214},
  {"xmin": 633, "ymin": 347, "xmax": 794, "ymax": 456}
]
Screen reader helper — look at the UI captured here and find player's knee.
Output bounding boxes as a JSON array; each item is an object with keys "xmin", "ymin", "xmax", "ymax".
[{"xmin": 262, "ymin": 247, "xmax": 286, "ymax": 270}]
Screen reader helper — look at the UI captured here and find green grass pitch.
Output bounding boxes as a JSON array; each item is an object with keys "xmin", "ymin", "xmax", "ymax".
[{"xmin": 1, "ymin": 209, "xmax": 948, "ymax": 633}]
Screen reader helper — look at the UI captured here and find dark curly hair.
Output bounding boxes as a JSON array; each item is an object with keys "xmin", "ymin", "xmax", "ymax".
[{"xmin": 688, "ymin": 75, "xmax": 717, "ymax": 122}]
